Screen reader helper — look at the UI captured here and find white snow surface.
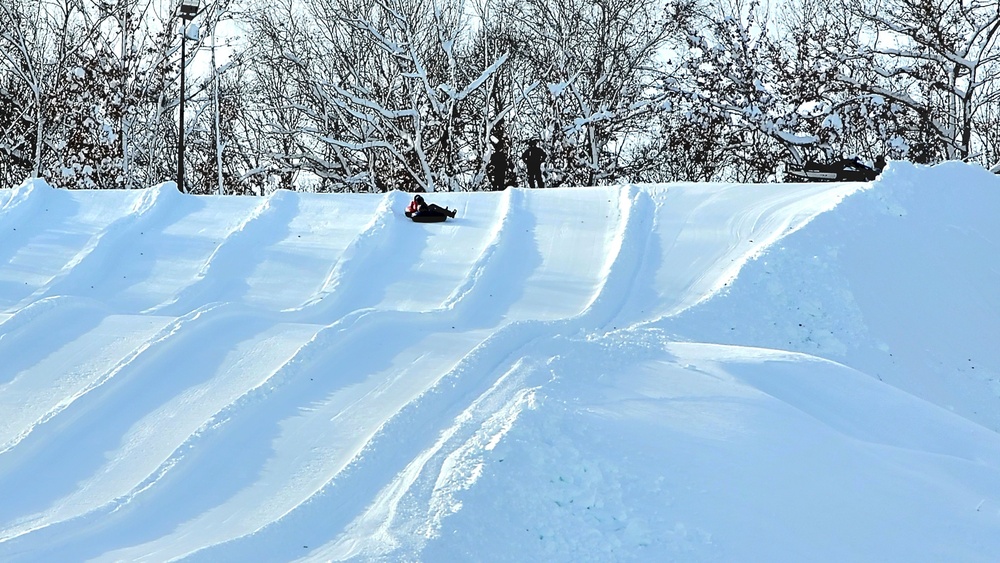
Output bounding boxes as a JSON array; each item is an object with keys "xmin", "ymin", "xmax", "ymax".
[{"xmin": 1, "ymin": 161, "xmax": 998, "ymax": 562}]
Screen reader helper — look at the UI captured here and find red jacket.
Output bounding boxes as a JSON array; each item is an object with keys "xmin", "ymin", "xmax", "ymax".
[{"xmin": 407, "ymin": 199, "xmax": 425, "ymax": 214}]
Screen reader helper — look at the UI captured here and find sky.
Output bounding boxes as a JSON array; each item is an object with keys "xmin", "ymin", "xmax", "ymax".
[{"xmin": 0, "ymin": 162, "xmax": 998, "ymax": 562}]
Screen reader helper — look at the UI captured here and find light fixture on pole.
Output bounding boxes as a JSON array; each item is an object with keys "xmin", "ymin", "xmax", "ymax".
[{"xmin": 176, "ymin": 0, "xmax": 200, "ymax": 193}]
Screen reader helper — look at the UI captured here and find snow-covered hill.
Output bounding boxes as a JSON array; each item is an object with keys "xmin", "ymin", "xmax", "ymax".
[{"xmin": 1, "ymin": 162, "xmax": 998, "ymax": 562}]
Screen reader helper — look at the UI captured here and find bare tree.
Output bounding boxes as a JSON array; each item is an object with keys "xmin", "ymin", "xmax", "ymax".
[
  {"xmin": 239, "ymin": 0, "xmax": 509, "ymax": 192},
  {"xmin": 492, "ymin": 0, "xmax": 690, "ymax": 186},
  {"xmin": 662, "ymin": 0, "xmax": 801, "ymax": 181},
  {"xmin": 172, "ymin": 0, "xmax": 251, "ymax": 194},
  {"xmin": 833, "ymin": 0, "xmax": 1000, "ymax": 162},
  {"xmin": 0, "ymin": 0, "xmax": 55, "ymax": 184},
  {"xmin": 975, "ymin": 77, "xmax": 1000, "ymax": 168},
  {"xmin": 318, "ymin": 0, "xmax": 509, "ymax": 191},
  {"xmin": 0, "ymin": 0, "xmax": 186, "ymax": 189}
]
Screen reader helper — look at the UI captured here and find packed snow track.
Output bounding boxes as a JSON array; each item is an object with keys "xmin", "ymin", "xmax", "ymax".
[{"xmin": 2, "ymin": 166, "xmax": 999, "ymax": 562}]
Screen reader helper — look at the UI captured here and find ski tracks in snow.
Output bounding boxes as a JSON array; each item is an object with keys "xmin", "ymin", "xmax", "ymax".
[{"xmin": 0, "ymin": 183, "xmax": 866, "ymax": 561}]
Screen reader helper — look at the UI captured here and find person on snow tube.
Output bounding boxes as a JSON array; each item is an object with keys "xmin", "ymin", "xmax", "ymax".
[{"xmin": 406, "ymin": 194, "xmax": 456, "ymax": 219}]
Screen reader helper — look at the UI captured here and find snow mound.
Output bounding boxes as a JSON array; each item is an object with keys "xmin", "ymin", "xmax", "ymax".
[
  {"xmin": 0, "ymin": 166, "xmax": 998, "ymax": 562},
  {"xmin": 662, "ymin": 161, "xmax": 1000, "ymax": 431}
]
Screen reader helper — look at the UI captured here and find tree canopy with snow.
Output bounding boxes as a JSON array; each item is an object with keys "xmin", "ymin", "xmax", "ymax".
[{"xmin": 2, "ymin": 0, "xmax": 999, "ymax": 190}]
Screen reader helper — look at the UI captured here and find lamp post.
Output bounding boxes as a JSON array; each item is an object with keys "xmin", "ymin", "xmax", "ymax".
[{"xmin": 177, "ymin": 0, "xmax": 200, "ymax": 193}]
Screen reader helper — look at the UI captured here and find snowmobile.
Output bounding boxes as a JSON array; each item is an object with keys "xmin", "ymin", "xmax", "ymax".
[{"xmin": 785, "ymin": 157, "xmax": 880, "ymax": 182}]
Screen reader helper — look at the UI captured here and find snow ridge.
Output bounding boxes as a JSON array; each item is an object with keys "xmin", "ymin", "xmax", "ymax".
[{"xmin": 1, "ymin": 165, "xmax": 999, "ymax": 562}]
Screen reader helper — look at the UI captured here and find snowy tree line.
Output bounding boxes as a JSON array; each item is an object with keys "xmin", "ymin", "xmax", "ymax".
[{"xmin": 2, "ymin": 0, "xmax": 999, "ymax": 193}]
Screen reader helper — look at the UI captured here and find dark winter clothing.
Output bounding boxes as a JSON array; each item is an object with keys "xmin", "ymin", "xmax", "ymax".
[
  {"xmin": 874, "ymin": 155, "xmax": 886, "ymax": 172},
  {"xmin": 521, "ymin": 141, "xmax": 547, "ymax": 189},
  {"xmin": 406, "ymin": 195, "xmax": 455, "ymax": 219},
  {"xmin": 487, "ymin": 149, "xmax": 509, "ymax": 191}
]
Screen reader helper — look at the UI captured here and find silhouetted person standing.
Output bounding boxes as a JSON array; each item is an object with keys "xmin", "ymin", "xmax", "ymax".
[
  {"xmin": 487, "ymin": 142, "xmax": 509, "ymax": 191},
  {"xmin": 521, "ymin": 139, "xmax": 547, "ymax": 189}
]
